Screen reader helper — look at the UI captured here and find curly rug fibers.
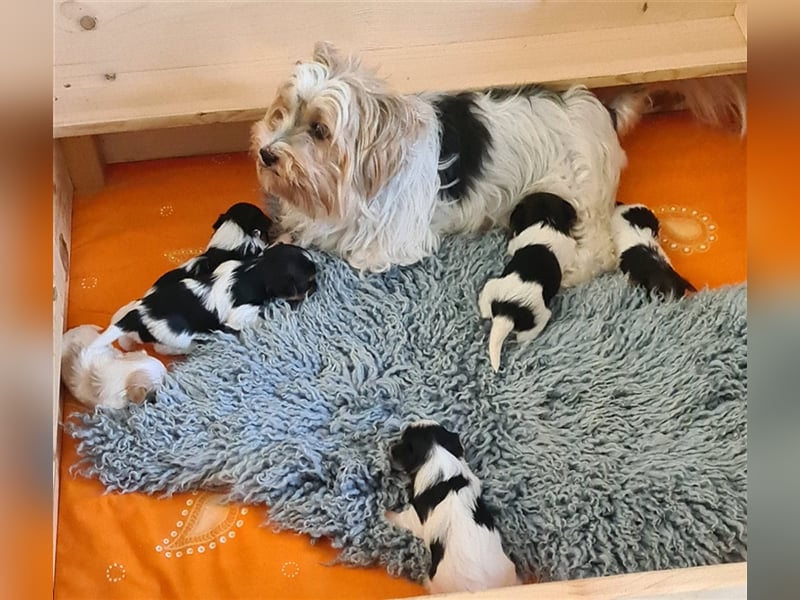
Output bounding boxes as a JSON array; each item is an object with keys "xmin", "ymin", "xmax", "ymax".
[{"xmin": 69, "ymin": 232, "xmax": 747, "ymax": 583}]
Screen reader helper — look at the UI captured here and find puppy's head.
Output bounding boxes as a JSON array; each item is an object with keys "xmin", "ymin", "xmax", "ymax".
[
  {"xmin": 211, "ymin": 202, "xmax": 274, "ymax": 253},
  {"xmin": 259, "ymin": 244, "xmax": 318, "ymax": 304},
  {"xmin": 390, "ymin": 420, "xmax": 464, "ymax": 474},
  {"xmin": 251, "ymin": 42, "xmax": 424, "ymax": 219}
]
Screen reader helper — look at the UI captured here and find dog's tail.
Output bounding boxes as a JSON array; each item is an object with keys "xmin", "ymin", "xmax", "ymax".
[
  {"xmin": 488, "ymin": 316, "xmax": 514, "ymax": 372},
  {"xmin": 608, "ymin": 74, "xmax": 746, "ymax": 137},
  {"xmin": 87, "ymin": 324, "xmax": 127, "ymax": 352}
]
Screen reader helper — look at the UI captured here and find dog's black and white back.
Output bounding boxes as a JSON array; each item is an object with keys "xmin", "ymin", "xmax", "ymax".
[{"xmin": 387, "ymin": 420, "xmax": 519, "ymax": 594}]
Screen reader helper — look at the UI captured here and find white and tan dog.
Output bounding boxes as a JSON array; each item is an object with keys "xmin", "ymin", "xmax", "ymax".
[
  {"xmin": 61, "ymin": 324, "xmax": 166, "ymax": 409},
  {"xmin": 252, "ymin": 42, "xmax": 744, "ymax": 279}
]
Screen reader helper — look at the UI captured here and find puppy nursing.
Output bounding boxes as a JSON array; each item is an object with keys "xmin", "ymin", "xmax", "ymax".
[
  {"xmin": 388, "ymin": 421, "xmax": 519, "ymax": 594},
  {"xmin": 479, "ymin": 192, "xmax": 578, "ymax": 371},
  {"xmin": 612, "ymin": 203, "xmax": 696, "ymax": 298}
]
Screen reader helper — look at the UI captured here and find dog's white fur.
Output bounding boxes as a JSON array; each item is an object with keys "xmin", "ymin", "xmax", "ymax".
[
  {"xmin": 387, "ymin": 422, "xmax": 519, "ymax": 594},
  {"xmin": 253, "ymin": 43, "xmax": 621, "ymax": 277},
  {"xmin": 252, "ymin": 43, "xmax": 745, "ymax": 276},
  {"xmin": 61, "ymin": 325, "xmax": 166, "ymax": 409}
]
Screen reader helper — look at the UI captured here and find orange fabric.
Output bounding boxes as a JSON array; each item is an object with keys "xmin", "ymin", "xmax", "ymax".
[{"xmin": 55, "ymin": 112, "xmax": 746, "ymax": 600}]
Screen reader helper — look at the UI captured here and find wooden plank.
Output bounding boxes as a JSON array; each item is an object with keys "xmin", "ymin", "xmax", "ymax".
[
  {"xmin": 54, "ymin": 1, "xmax": 736, "ymax": 75},
  {"xmin": 97, "ymin": 78, "xmax": 693, "ymax": 164},
  {"xmin": 52, "ymin": 140, "xmax": 73, "ymax": 575},
  {"xmin": 100, "ymin": 121, "xmax": 252, "ymax": 164},
  {"xmin": 735, "ymin": 3, "xmax": 747, "ymax": 40},
  {"xmin": 54, "ymin": 15, "xmax": 747, "ymax": 137},
  {"xmin": 59, "ymin": 135, "xmax": 105, "ymax": 191},
  {"xmin": 397, "ymin": 562, "xmax": 746, "ymax": 600}
]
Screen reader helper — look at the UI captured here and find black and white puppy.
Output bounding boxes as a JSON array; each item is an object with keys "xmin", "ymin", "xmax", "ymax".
[
  {"xmin": 156, "ymin": 201, "xmax": 274, "ymax": 285},
  {"xmin": 612, "ymin": 203, "xmax": 696, "ymax": 297},
  {"xmin": 110, "ymin": 202, "xmax": 275, "ymax": 324},
  {"xmin": 90, "ymin": 244, "xmax": 317, "ymax": 355},
  {"xmin": 478, "ymin": 192, "xmax": 578, "ymax": 371},
  {"xmin": 387, "ymin": 420, "xmax": 519, "ymax": 595}
]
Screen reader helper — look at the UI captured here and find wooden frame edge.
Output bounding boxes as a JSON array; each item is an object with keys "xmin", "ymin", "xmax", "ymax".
[
  {"xmin": 397, "ymin": 562, "xmax": 746, "ymax": 600},
  {"xmin": 52, "ymin": 140, "xmax": 73, "ymax": 580}
]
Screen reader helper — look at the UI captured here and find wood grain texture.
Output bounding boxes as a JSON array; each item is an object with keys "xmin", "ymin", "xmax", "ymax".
[
  {"xmin": 52, "ymin": 140, "xmax": 73, "ymax": 574},
  {"xmin": 59, "ymin": 135, "xmax": 105, "ymax": 191},
  {"xmin": 397, "ymin": 563, "xmax": 746, "ymax": 600},
  {"xmin": 735, "ymin": 3, "xmax": 747, "ymax": 40},
  {"xmin": 53, "ymin": 2, "xmax": 746, "ymax": 137}
]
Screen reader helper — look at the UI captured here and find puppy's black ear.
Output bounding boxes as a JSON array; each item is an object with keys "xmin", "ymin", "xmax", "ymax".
[
  {"xmin": 390, "ymin": 430, "xmax": 432, "ymax": 474},
  {"xmin": 435, "ymin": 427, "xmax": 464, "ymax": 459},
  {"xmin": 212, "ymin": 213, "xmax": 226, "ymax": 230}
]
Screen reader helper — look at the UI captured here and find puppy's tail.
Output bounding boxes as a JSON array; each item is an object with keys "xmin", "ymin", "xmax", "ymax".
[
  {"xmin": 488, "ymin": 316, "xmax": 514, "ymax": 372},
  {"xmin": 87, "ymin": 324, "xmax": 126, "ymax": 352},
  {"xmin": 609, "ymin": 74, "xmax": 746, "ymax": 137}
]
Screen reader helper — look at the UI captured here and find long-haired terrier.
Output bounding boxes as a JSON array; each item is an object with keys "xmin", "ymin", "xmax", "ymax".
[
  {"xmin": 387, "ymin": 420, "xmax": 519, "ymax": 594},
  {"xmin": 252, "ymin": 42, "xmax": 744, "ymax": 279}
]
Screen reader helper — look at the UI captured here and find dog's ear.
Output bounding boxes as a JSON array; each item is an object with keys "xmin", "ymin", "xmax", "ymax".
[
  {"xmin": 434, "ymin": 426, "xmax": 464, "ymax": 459},
  {"xmin": 391, "ymin": 429, "xmax": 434, "ymax": 474},
  {"xmin": 350, "ymin": 92, "xmax": 424, "ymax": 200},
  {"xmin": 312, "ymin": 41, "xmax": 341, "ymax": 69},
  {"xmin": 212, "ymin": 213, "xmax": 226, "ymax": 231}
]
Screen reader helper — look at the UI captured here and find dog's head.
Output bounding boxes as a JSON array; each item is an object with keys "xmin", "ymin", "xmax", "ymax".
[
  {"xmin": 251, "ymin": 42, "xmax": 424, "ymax": 219},
  {"xmin": 258, "ymin": 244, "xmax": 318, "ymax": 304},
  {"xmin": 390, "ymin": 420, "xmax": 464, "ymax": 474},
  {"xmin": 210, "ymin": 202, "xmax": 274, "ymax": 254}
]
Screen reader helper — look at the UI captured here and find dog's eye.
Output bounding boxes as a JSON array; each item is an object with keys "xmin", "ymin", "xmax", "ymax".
[{"xmin": 310, "ymin": 121, "xmax": 329, "ymax": 141}]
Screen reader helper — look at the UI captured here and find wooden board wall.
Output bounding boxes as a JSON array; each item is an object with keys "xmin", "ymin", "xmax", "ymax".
[
  {"xmin": 52, "ymin": 141, "xmax": 73, "ymax": 572},
  {"xmin": 53, "ymin": 1, "xmax": 747, "ymax": 137}
]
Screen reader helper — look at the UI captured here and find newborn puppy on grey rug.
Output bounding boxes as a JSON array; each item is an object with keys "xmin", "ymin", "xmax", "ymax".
[
  {"xmin": 478, "ymin": 192, "xmax": 578, "ymax": 371},
  {"xmin": 387, "ymin": 420, "xmax": 519, "ymax": 594},
  {"xmin": 90, "ymin": 243, "xmax": 317, "ymax": 355},
  {"xmin": 110, "ymin": 201, "xmax": 275, "ymax": 325}
]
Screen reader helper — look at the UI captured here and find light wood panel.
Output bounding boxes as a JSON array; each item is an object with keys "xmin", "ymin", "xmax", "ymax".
[
  {"xmin": 100, "ymin": 121, "xmax": 253, "ymax": 164},
  {"xmin": 735, "ymin": 3, "xmax": 748, "ymax": 39},
  {"xmin": 398, "ymin": 562, "xmax": 746, "ymax": 600},
  {"xmin": 54, "ymin": 13, "xmax": 747, "ymax": 137},
  {"xmin": 54, "ymin": 1, "xmax": 735, "ymax": 75},
  {"xmin": 59, "ymin": 135, "xmax": 105, "ymax": 191},
  {"xmin": 52, "ymin": 140, "xmax": 73, "ymax": 574}
]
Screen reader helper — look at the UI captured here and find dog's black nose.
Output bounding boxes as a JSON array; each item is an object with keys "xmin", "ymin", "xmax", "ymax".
[{"xmin": 259, "ymin": 147, "xmax": 278, "ymax": 167}]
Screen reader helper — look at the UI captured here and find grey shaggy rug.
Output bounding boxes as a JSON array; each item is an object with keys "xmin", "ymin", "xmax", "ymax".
[{"xmin": 69, "ymin": 232, "xmax": 747, "ymax": 583}]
